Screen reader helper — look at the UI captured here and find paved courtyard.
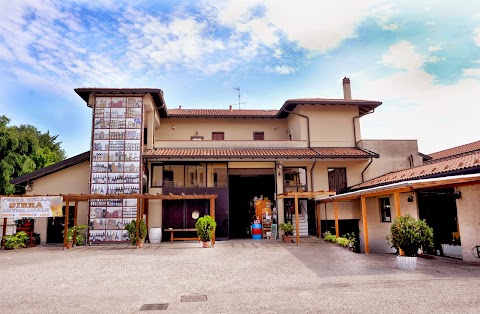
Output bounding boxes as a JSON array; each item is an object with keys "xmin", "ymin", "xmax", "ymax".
[{"xmin": 1, "ymin": 238, "xmax": 479, "ymax": 313}]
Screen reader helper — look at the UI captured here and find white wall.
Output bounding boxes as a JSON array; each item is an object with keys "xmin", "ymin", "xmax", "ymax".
[{"xmin": 456, "ymin": 185, "xmax": 480, "ymax": 263}]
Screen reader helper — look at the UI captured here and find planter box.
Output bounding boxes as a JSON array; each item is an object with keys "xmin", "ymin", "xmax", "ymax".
[
  {"xmin": 441, "ymin": 244, "xmax": 462, "ymax": 259},
  {"xmin": 396, "ymin": 255, "xmax": 417, "ymax": 270}
]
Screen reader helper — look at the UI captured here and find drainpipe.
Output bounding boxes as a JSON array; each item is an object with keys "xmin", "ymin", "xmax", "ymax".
[
  {"xmin": 282, "ymin": 108, "xmax": 310, "ymax": 147},
  {"xmin": 361, "ymin": 157, "xmax": 373, "ymax": 183},
  {"xmin": 310, "ymin": 157, "xmax": 317, "ymax": 191},
  {"xmin": 352, "ymin": 109, "xmax": 374, "ymax": 147}
]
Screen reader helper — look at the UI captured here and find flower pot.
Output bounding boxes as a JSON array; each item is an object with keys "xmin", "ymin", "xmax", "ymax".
[
  {"xmin": 202, "ymin": 241, "xmax": 211, "ymax": 248},
  {"xmin": 65, "ymin": 242, "xmax": 73, "ymax": 249},
  {"xmin": 136, "ymin": 239, "xmax": 144, "ymax": 248},
  {"xmin": 149, "ymin": 227, "xmax": 162, "ymax": 244},
  {"xmin": 396, "ymin": 255, "xmax": 417, "ymax": 270},
  {"xmin": 282, "ymin": 235, "xmax": 293, "ymax": 243}
]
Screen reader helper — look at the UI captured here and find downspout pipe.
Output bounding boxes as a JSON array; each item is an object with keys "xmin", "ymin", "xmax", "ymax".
[
  {"xmin": 310, "ymin": 157, "xmax": 317, "ymax": 191},
  {"xmin": 361, "ymin": 157, "xmax": 373, "ymax": 183},
  {"xmin": 352, "ymin": 109, "xmax": 374, "ymax": 147},
  {"xmin": 282, "ymin": 108, "xmax": 310, "ymax": 148}
]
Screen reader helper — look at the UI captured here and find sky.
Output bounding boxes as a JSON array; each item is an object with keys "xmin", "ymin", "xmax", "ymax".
[{"xmin": 0, "ymin": 0, "xmax": 479, "ymax": 158}]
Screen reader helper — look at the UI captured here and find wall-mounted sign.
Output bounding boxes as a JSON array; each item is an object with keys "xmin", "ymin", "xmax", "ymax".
[{"xmin": 0, "ymin": 196, "xmax": 63, "ymax": 218}]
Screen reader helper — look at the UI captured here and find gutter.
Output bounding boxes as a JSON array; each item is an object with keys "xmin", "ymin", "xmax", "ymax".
[
  {"xmin": 361, "ymin": 157, "xmax": 374, "ymax": 183},
  {"xmin": 352, "ymin": 109, "xmax": 375, "ymax": 147},
  {"xmin": 282, "ymin": 108, "xmax": 311, "ymax": 147}
]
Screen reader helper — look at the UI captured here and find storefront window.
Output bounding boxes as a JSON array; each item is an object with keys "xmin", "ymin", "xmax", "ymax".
[
  {"xmin": 207, "ymin": 163, "xmax": 228, "ymax": 187},
  {"xmin": 151, "ymin": 164, "xmax": 163, "ymax": 187},
  {"xmin": 284, "ymin": 167, "xmax": 307, "ymax": 192},
  {"xmin": 185, "ymin": 164, "xmax": 207, "ymax": 187},
  {"xmin": 163, "ymin": 165, "xmax": 184, "ymax": 188}
]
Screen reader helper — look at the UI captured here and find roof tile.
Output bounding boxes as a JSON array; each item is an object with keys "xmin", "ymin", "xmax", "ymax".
[{"xmin": 428, "ymin": 140, "xmax": 480, "ymax": 160}]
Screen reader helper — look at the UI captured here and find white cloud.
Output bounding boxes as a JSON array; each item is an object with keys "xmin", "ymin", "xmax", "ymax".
[
  {"xmin": 474, "ymin": 27, "xmax": 480, "ymax": 46},
  {"xmin": 463, "ymin": 68, "xmax": 480, "ymax": 76},
  {"xmin": 428, "ymin": 43, "xmax": 443, "ymax": 52},
  {"xmin": 424, "ymin": 20, "xmax": 436, "ymax": 26},
  {"xmin": 265, "ymin": 65, "xmax": 297, "ymax": 74},
  {"xmin": 359, "ymin": 41, "xmax": 480, "ymax": 153}
]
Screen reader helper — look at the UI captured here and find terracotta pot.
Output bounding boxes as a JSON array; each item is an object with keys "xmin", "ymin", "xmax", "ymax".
[
  {"xmin": 136, "ymin": 239, "xmax": 144, "ymax": 248},
  {"xmin": 202, "ymin": 241, "xmax": 211, "ymax": 248},
  {"xmin": 283, "ymin": 235, "xmax": 293, "ymax": 243},
  {"xmin": 65, "ymin": 242, "xmax": 73, "ymax": 249}
]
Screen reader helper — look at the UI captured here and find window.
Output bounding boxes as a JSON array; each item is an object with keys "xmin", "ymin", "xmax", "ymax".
[
  {"xmin": 284, "ymin": 167, "xmax": 307, "ymax": 192},
  {"xmin": 328, "ymin": 168, "xmax": 347, "ymax": 194},
  {"xmin": 379, "ymin": 197, "xmax": 391, "ymax": 222},
  {"xmin": 151, "ymin": 164, "xmax": 163, "ymax": 187},
  {"xmin": 163, "ymin": 165, "xmax": 184, "ymax": 188},
  {"xmin": 207, "ymin": 163, "xmax": 228, "ymax": 187},
  {"xmin": 190, "ymin": 136, "xmax": 204, "ymax": 141},
  {"xmin": 185, "ymin": 164, "xmax": 207, "ymax": 187},
  {"xmin": 212, "ymin": 132, "xmax": 224, "ymax": 140},
  {"xmin": 253, "ymin": 132, "xmax": 264, "ymax": 140}
]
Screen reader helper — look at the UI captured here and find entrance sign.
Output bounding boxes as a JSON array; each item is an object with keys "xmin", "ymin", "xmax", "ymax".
[{"xmin": 0, "ymin": 196, "xmax": 63, "ymax": 218}]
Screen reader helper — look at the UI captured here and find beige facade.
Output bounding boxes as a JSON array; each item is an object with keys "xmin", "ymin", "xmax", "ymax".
[
  {"xmin": 456, "ymin": 185, "xmax": 480, "ymax": 263},
  {"xmin": 24, "ymin": 161, "xmax": 90, "ymax": 244}
]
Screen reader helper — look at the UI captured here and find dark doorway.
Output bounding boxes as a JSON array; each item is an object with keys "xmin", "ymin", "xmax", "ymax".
[
  {"xmin": 228, "ymin": 174, "xmax": 275, "ymax": 238},
  {"xmin": 418, "ymin": 188, "xmax": 460, "ymax": 254},
  {"xmin": 46, "ymin": 206, "xmax": 74, "ymax": 243}
]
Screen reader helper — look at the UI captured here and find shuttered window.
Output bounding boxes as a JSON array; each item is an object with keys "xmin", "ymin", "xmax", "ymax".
[
  {"xmin": 253, "ymin": 132, "xmax": 264, "ymax": 140},
  {"xmin": 328, "ymin": 168, "xmax": 347, "ymax": 194},
  {"xmin": 212, "ymin": 132, "xmax": 224, "ymax": 140}
]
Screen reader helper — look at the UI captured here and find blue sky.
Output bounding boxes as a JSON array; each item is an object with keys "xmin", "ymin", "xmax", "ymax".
[{"xmin": 0, "ymin": 0, "xmax": 479, "ymax": 157}]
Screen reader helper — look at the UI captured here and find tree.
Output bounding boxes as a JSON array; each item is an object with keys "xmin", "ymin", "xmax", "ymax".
[{"xmin": 0, "ymin": 115, "xmax": 66, "ymax": 195}]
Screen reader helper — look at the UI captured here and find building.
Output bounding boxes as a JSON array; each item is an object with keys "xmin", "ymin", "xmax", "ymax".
[{"xmin": 7, "ymin": 78, "xmax": 478, "ymax": 262}]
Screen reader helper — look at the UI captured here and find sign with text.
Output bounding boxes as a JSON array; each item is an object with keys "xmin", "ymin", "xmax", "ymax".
[{"xmin": 0, "ymin": 196, "xmax": 63, "ymax": 218}]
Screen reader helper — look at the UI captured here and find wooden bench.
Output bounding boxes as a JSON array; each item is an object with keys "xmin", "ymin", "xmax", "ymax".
[{"xmin": 167, "ymin": 228, "xmax": 200, "ymax": 242}]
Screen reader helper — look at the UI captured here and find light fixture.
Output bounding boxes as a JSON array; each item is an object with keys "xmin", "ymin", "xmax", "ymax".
[
  {"xmin": 407, "ymin": 195, "xmax": 414, "ymax": 202},
  {"xmin": 195, "ymin": 131, "xmax": 198, "ymax": 135},
  {"xmin": 192, "ymin": 210, "xmax": 200, "ymax": 220},
  {"xmin": 453, "ymin": 188, "xmax": 462, "ymax": 199},
  {"xmin": 170, "ymin": 125, "xmax": 176, "ymax": 130}
]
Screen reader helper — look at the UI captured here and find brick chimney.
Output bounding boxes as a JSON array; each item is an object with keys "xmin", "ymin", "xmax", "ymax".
[
  {"xmin": 343, "ymin": 77, "xmax": 352, "ymax": 100},
  {"xmin": 229, "ymin": 105, "xmax": 233, "ymax": 111},
  {"xmin": 179, "ymin": 105, "xmax": 182, "ymax": 109}
]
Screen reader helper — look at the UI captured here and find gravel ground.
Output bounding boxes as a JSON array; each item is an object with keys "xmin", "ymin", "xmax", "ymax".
[{"xmin": 1, "ymin": 238, "xmax": 479, "ymax": 314}]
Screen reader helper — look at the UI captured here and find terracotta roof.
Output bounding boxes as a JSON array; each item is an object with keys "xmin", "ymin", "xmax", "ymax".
[
  {"xmin": 428, "ymin": 140, "xmax": 480, "ymax": 160},
  {"xmin": 10, "ymin": 151, "xmax": 90, "ymax": 185},
  {"xmin": 167, "ymin": 109, "xmax": 278, "ymax": 118},
  {"xmin": 350, "ymin": 151, "xmax": 480, "ymax": 190},
  {"xmin": 143, "ymin": 147, "xmax": 377, "ymax": 159},
  {"xmin": 276, "ymin": 98, "xmax": 382, "ymax": 118}
]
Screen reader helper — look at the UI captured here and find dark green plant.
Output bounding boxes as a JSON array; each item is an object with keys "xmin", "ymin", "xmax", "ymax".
[
  {"xmin": 124, "ymin": 220, "xmax": 147, "ymax": 244},
  {"xmin": 387, "ymin": 214, "xmax": 434, "ymax": 257},
  {"xmin": 2, "ymin": 235, "xmax": 19, "ymax": 249},
  {"xmin": 195, "ymin": 215, "xmax": 217, "ymax": 242},
  {"xmin": 280, "ymin": 222, "xmax": 294, "ymax": 236},
  {"xmin": 62, "ymin": 224, "xmax": 88, "ymax": 244}
]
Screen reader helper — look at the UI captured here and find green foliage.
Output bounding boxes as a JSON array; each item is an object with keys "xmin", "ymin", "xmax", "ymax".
[
  {"xmin": 342, "ymin": 232, "xmax": 356, "ymax": 245},
  {"xmin": 387, "ymin": 214, "xmax": 434, "ymax": 257},
  {"xmin": 336, "ymin": 237, "xmax": 350, "ymax": 247},
  {"xmin": 195, "ymin": 215, "xmax": 217, "ymax": 242},
  {"xmin": 2, "ymin": 231, "xmax": 30, "ymax": 249},
  {"xmin": 279, "ymin": 222, "xmax": 294, "ymax": 236},
  {"xmin": 323, "ymin": 231, "xmax": 336, "ymax": 242},
  {"xmin": 62, "ymin": 224, "xmax": 88, "ymax": 244},
  {"xmin": 0, "ymin": 115, "xmax": 66, "ymax": 194},
  {"xmin": 124, "ymin": 220, "xmax": 147, "ymax": 244}
]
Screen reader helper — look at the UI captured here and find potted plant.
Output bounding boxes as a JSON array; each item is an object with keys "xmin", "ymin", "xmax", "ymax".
[
  {"xmin": 62, "ymin": 225, "xmax": 88, "ymax": 249},
  {"xmin": 195, "ymin": 215, "xmax": 216, "ymax": 248},
  {"xmin": 124, "ymin": 220, "xmax": 147, "ymax": 248},
  {"xmin": 387, "ymin": 214, "xmax": 434, "ymax": 270},
  {"xmin": 280, "ymin": 222, "xmax": 294, "ymax": 243}
]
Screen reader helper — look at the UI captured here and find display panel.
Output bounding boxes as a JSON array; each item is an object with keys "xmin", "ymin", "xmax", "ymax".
[{"xmin": 88, "ymin": 96, "xmax": 143, "ymax": 243}]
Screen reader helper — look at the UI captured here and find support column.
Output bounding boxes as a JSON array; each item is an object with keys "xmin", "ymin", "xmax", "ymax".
[
  {"xmin": 394, "ymin": 192, "xmax": 401, "ymax": 217},
  {"xmin": 316, "ymin": 204, "xmax": 321, "ymax": 238},
  {"xmin": 63, "ymin": 199, "xmax": 70, "ymax": 250},
  {"xmin": 334, "ymin": 201, "xmax": 339, "ymax": 238},
  {"xmin": 210, "ymin": 197, "xmax": 215, "ymax": 246},
  {"xmin": 73, "ymin": 200, "xmax": 78, "ymax": 246},
  {"xmin": 2, "ymin": 218, "xmax": 7, "ymax": 249},
  {"xmin": 135, "ymin": 198, "xmax": 140, "ymax": 248},
  {"xmin": 294, "ymin": 195, "xmax": 300, "ymax": 246},
  {"xmin": 361, "ymin": 196, "xmax": 369, "ymax": 254}
]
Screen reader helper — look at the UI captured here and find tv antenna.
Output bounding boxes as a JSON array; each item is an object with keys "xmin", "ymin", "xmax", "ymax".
[{"xmin": 234, "ymin": 87, "xmax": 246, "ymax": 109}]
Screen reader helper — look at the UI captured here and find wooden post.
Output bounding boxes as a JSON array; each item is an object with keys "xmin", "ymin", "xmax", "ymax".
[
  {"xmin": 73, "ymin": 201, "xmax": 78, "ymax": 246},
  {"xmin": 294, "ymin": 195, "xmax": 300, "ymax": 246},
  {"xmin": 317, "ymin": 204, "xmax": 321, "ymax": 238},
  {"xmin": 334, "ymin": 201, "xmax": 339, "ymax": 238},
  {"xmin": 361, "ymin": 196, "xmax": 369, "ymax": 254},
  {"xmin": 2, "ymin": 218, "xmax": 7, "ymax": 249},
  {"xmin": 394, "ymin": 192, "xmax": 401, "ymax": 217},
  {"xmin": 135, "ymin": 198, "xmax": 140, "ymax": 248},
  {"xmin": 63, "ymin": 199, "xmax": 70, "ymax": 250},
  {"xmin": 210, "ymin": 197, "xmax": 215, "ymax": 246}
]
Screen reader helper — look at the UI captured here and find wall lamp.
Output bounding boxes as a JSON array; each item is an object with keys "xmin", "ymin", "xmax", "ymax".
[
  {"xmin": 407, "ymin": 195, "xmax": 414, "ymax": 202},
  {"xmin": 170, "ymin": 125, "xmax": 176, "ymax": 130}
]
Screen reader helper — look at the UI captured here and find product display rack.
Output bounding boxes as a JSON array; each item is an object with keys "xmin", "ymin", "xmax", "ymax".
[{"xmin": 88, "ymin": 96, "xmax": 143, "ymax": 243}]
